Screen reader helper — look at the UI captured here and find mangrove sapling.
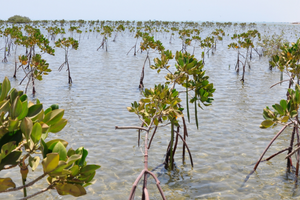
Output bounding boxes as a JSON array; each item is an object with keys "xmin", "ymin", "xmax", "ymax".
[
  {"xmin": 18, "ymin": 26, "xmax": 55, "ymax": 94},
  {"xmin": 169, "ymin": 27, "xmax": 178, "ymax": 44},
  {"xmin": 228, "ymin": 30, "xmax": 259, "ymax": 82},
  {"xmin": 127, "ymin": 30, "xmax": 142, "ymax": 56},
  {"xmin": 20, "ymin": 54, "xmax": 52, "ymax": 94},
  {"xmin": 1, "ymin": 27, "xmax": 10, "ymax": 63},
  {"xmin": 97, "ymin": 25, "xmax": 113, "ymax": 51},
  {"xmin": 138, "ymin": 33, "xmax": 164, "ymax": 89},
  {"xmin": 112, "ymin": 24, "xmax": 125, "ymax": 42},
  {"xmin": 179, "ymin": 29, "xmax": 192, "ymax": 53},
  {"xmin": 258, "ymin": 33, "xmax": 288, "ymax": 70},
  {"xmin": 116, "ymin": 47, "xmax": 215, "ymax": 199},
  {"xmin": 200, "ymin": 36, "xmax": 214, "ymax": 65},
  {"xmin": 116, "ymin": 84, "xmax": 183, "ymax": 199},
  {"xmin": 151, "ymin": 50, "xmax": 215, "ymax": 166},
  {"xmin": 192, "ymin": 35, "xmax": 201, "ymax": 55},
  {"xmin": 245, "ymin": 39, "xmax": 300, "ymax": 187},
  {"xmin": 9, "ymin": 26, "xmax": 23, "ymax": 78},
  {"xmin": 68, "ymin": 26, "xmax": 79, "ymax": 38},
  {"xmin": 55, "ymin": 37, "xmax": 79, "ymax": 84},
  {"xmin": 211, "ymin": 28, "xmax": 225, "ymax": 52},
  {"xmin": 0, "ymin": 77, "xmax": 100, "ymax": 199}
]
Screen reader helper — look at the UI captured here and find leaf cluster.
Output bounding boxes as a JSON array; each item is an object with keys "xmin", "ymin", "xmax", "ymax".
[{"xmin": 0, "ymin": 77, "xmax": 100, "ymax": 197}]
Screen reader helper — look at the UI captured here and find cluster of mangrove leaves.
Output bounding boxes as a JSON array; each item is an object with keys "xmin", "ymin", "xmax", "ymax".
[{"xmin": 0, "ymin": 77, "xmax": 100, "ymax": 198}]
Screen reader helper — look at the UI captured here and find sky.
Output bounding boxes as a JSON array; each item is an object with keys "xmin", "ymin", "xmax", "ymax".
[{"xmin": 0, "ymin": 0, "xmax": 299, "ymax": 23}]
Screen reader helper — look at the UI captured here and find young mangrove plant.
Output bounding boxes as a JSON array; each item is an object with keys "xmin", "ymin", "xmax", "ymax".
[
  {"xmin": 112, "ymin": 24, "xmax": 125, "ymax": 42},
  {"xmin": 127, "ymin": 30, "xmax": 142, "ymax": 56},
  {"xmin": 55, "ymin": 37, "xmax": 79, "ymax": 84},
  {"xmin": 211, "ymin": 28, "xmax": 225, "ymax": 52},
  {"xmin": 116, "ymin": 46, "xmax": 215, "ymax": 199},
  {"xmin": 138, "ymin": 33, "xmax": 164, "ymax": 89},
  {"xmin": 0, "ymin": 77, "xmax": 100, "ymax": 199},
  {"xmin": 18, "ymin": 26, "xmax": 55, "ymax": 94},
  {"xmin": 244, "ymin": 39, "xmax": 300, "ymax": 188},
  {"xmin": 97, "ymin": 25, "xmax": 113, "ymax": 52},
  {"xmin": 228, "ymin": 30, "xmax": 260, "ymax": 82}
]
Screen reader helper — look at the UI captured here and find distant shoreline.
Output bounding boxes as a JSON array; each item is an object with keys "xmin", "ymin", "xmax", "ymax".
[{"xmin": 291, "ymin": 22, "xmax": 300, "ymax": 24}]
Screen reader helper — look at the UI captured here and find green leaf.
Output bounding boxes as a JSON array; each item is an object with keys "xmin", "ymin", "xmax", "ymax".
[
  {"xmin": 46, "ymin": 139, "xmax": 68, "ymax": 151},
  {"xmin": 0, "ymin": 151, "xmax": 22, "ymax": 170},
  {"xmin": 52, "ymin": 142, "xmax": 67, "ymax": 161},
  {"xmin": 11, "ymin": 97, "xmax": 22, "ymax": 119},
  {"xmin": 80, "ymin": 165, "xmax": 101, "ymax": 174},
  {"xmin": 50, "ymin": 161, "xmax": 68, "ymax": 174},
  {"xmin": 44, "ymin": 107, "xmax": 52, "ymax": 115},
  {"xmin": 29, "ymin": 156, "xmax": 40, "ymax": 171},
  {"xmin": 27, "ymin": 104, "xmax": 43, "ymax": 120},
  {"xmin": 0, "ymin": 100, "xmax": 9, "ymax": 114},
  {"xmin": 0, "ymin": 178, "xmax": 16, "ymax": 192},
  {"xmin": 55, "ymin": 183, "xmax": 86, "ymax": 197},
  {"xmin": 0, "ymin": 141, "xmax": 16, "ymax": 161},
  {"xmin": 8, "ymin": 118, "xmax": 19, "ymax": 132},
  {"xmin": 76, "ymin": 147, "xmax": 88, "ymax": 167},
  {"xmin": 50, "ymin": 104, "xmax": 59, "ymax": 110},
  {"xmin": 291, "ymin": 110, "xmax": 298, "ymax": 118},
  {"xmin": 20, "ymin": 117, "xmax": 33, "ymax": 141},
  {"xmin": 79, "ymin": 171, "xmax": 96, "ymax": 182},
  {"xmin": 18, "ymin": 99, "xmax": 28, "ymax": 120},
  {"xmin": 67, "ymin": 154, "xmax": 82, "ymax": 165},
  {"xmin": 43, "ymin": 109, "xmax": 64, "ymax": 126},
  {"xmin": 31, "ymin": 122, "xmax": 42, "ymax": 143},
  {"xmin": 41, "ymin": 139, "xmax": 48, "ymax": 158},
  {"xmin": 280, "ymin": 99, "xmax": 287, "ymax": 111},
  {"xmin": 9, "ymin": 88, "xmax": 18, "ymax": 104},
  {"xmin": 281, "ymin": 116, "xmax": 289, "ymax": 123},
  {"xmin": 0, "ymin": 130, "xmax": 22, "ymax": 151},
  {"xmin": 67, "ymin": 148, "xmax": 76, "ymax": 157},
  {"xmin": 260, "ymin": 120, "xmax": 274, "ymax": 128},
  {"xmin": 49, "ymin": 118, "xmax": 67, "ymax": 133},
  {"xmin": 274, "ymin": 104, "xmax": 284, "ymax": 115},
  {"xmin": 70, "ymin": 165, "xmax": 80, "ymax": 176},
  {"xmin": 42, "ymin": 153, "xmax": 59, "ymax": 173},
  {"xmin": 0, "ymin": 77, "xmax": 11, "ymax": 101}
]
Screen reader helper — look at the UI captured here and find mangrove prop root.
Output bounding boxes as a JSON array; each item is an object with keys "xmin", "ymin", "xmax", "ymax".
[
  {"xmin": 253, "ymin": 122, "xmax": 291, "ymax": 171},
  {"xmin": 243, "ymin": 122, "xmax": 292, "ymax": 186},
  {"xmin": 177, "ymin": 132, "xmax": 194, "ymax": 168}
]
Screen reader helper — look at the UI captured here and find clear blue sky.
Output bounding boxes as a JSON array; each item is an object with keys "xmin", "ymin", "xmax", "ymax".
[{"xmin": 1, "ymin": 0, "xmax": 299, "ymax": 22}]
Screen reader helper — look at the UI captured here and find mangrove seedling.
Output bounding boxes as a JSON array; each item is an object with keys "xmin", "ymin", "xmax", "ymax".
[{"xmin": 55, "ymin": 37, "xmax": 79, "ymax": 84}]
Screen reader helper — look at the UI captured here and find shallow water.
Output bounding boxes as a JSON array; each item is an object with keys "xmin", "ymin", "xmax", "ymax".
[{"xmin": 1, "ymin": 23, "xmax": 300, "ymax": 199}]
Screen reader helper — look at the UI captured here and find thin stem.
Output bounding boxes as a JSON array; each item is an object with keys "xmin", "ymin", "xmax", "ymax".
[
  {"xmin": 0, "ymin": 173, "xmax": 48, "ymax": 193},
  {"xmin": 20, "ymin": 184, "xmax": 54, "ymax": 200}
]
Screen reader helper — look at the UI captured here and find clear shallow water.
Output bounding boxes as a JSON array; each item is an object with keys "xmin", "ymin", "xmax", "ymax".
[{"xmin": 0, "ymin": 23, "xmax": 300, "ymax": 199}]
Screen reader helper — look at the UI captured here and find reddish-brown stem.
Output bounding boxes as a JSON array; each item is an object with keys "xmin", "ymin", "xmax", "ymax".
[
  {"xmin": 260, "ymin": 147, "xmax": 290, "ymax": 162},
  {"xmin": 296, "ymin": 125, "xmax": 299, "ymax": 185},
  {"xmin": 142, "ymin": 130, "xmax": 149, "ymax": 199},
  {"xmin": 287, "ymin": 127, "xmax": 296, "ymax": 173},
  {"xmin": 182, "ymin": 117, "xmax": 188, "ymax": 163},
  {"xmin": 253, "ymin": 122, "xmax": 292, "ymax": 171},
  {"xmin": 172, "ymin": 126, "xmax": 180, "ymax": 160},
  {"xmin": 177, "ymin": 132, "xmax": 194, "ymax": 168},
  {"xmin": 148, "ymin": 125, "xmax": 158, "ymax": 149}
]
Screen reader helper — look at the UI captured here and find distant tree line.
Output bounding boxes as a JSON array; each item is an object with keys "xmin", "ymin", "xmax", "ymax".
[{"xmin": 7, "ymin": 15, "xmax": 31, "ymax": 23}]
